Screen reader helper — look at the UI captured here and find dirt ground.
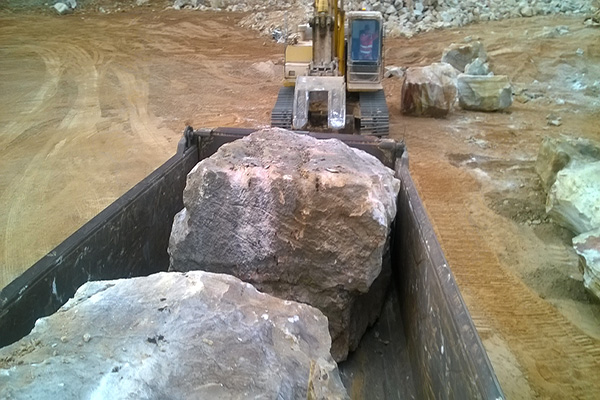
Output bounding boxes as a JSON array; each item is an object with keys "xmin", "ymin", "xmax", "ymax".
[{"xmin": 1, "ymin": 6, "xmax": 599, "ymax": 399}]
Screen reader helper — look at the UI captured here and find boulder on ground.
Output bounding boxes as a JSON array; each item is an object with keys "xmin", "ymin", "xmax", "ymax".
[
  {"xmin": 441, "ymin": 41, "xmax": 487, "ymax": 72},
  {"xmin": 573, "ymin": 228, "xmax": 600, "ymax": 301},
  {"xmin": 535, "ymin": 135, "xmax": 600, "ymax": 192},
  {"xmin": 52, "ymin": 2, "xmax": 72, "ymax": 14},
  {"xmin": 547, "ymin": 161, "xmax": 600, "ymax": 235},
  {"xmin": 464, "ymin": 58, "xmax": 492, "ymax": 76},
  {"xmin": 168, "ymin": 128, "xmax": 400, "ymax": 361},
  {"xmin": 457, "ymin": 74, "xmax": 513, "ymax": 111},
  {"xmin": 401, "ymin": 62, "xmax": 458, "ymax": 117},
  {"xmin": 0, "ymin": 271, "xmax": 348, "ymax": 400}
]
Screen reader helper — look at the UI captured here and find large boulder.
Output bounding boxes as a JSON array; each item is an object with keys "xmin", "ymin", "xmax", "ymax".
[
  {"xmin": 441, "ymin": 41, "xmax": 487, "ymax": 72},
  {"xmin": 457, "ymin": 74, "xmax": 513, "ymax": 111},
  {"xmin": 547, "ymin": 161, "xmax": 600, "ymax": 235},
  {"xmin": 535, "ymin": 135, "xmax": 600, "ymax": 193},
  {"xmin": 0, "ymin": 271, "xmax": 348, "ymax": 400},
  {"xmin": 168, "ymin": 128, "xmax": 400, "ymax": 361},
  {"xmin": 573, "ymin": 228, "xmax": 600, "ymax": 301},
  {"xmin": 401, "ymin": 62, "xmax": 458, "ymax": 117}
]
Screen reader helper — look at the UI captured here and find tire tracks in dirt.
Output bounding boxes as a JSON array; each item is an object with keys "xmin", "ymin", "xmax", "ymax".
[{"xmin": 411, "ymin": 157, "xmax": 600, "ymax": 399}]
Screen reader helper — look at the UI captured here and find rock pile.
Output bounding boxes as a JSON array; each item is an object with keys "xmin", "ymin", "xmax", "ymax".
[
  {"xmin": 0, "ymin": 271, "xmax": 349, "ymax": 399},
  {"xmin": 173, "ymin": 0, "xmax": 597, "ymax": 38},
  {"xmin": 535, "ymin": 135, "xmax": 600, "ymax": 300},
  {"xmin": 168, "ymin": 128, "xmax": 400, "ymax": 361}
]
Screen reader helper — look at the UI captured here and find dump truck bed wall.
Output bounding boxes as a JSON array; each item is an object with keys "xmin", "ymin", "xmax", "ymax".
[{"xmin": 0, "ymin": 130, "xmax": 503, "ymax": 399}]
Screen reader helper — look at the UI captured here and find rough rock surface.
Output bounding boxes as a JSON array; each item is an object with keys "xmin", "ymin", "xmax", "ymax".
[
  {"xmin": 168, "ymin": 128, "xmax": 400, "ymax": 361},
  {"xmin": 441, "ymin": 41, "xmax": 487, "ymax": 72},
  {"xmin": 457, "ymin": 74, "xmax": 513, "ymax": 111},
  {"xmin": 401, "ymin": 62, "xmax": 458, "ymax": 117},
  {"xmin": 573, "ymin": 228, "xmax": 600, "ymax": 301},
  {"xmin": 0, "ymin": 271, "xmax": 348, "ymax": 400},
  {"xmin": 547, "ymin": 161, "xmax": 600, "ymax": 235},
  {"xmin": 535, "ymin": 135, "xmax": 600, "ymax": 192}
]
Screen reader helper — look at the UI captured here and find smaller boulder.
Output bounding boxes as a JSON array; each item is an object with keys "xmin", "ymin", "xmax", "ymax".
[
  {"xmin": 52, "ymin": 2, "xmax": 72, "ymax": 14},
  {"xmin": 385, "ymin": 65, "xmax": 407, "ymax": 78},
  {"xmin": 457, "ymin": 74, "xmax": 513, "ymax": 111},
  {"xmin": 547, "ymin": 161, "xmax": 600, "ymax": 235},
  {"xmin": 401, "ymin": 62, "xmax": 458, "ymax": 117},
  {"xmin": 441, "ymin": 41, "xmax": 487, "ymax": 72},
  {"xmin": 573, "ymin": 228, "xmax": 600, "ymax": 301},
  {"xmin": 464, "ymin": 58, "xmax": 492, "ymax": 76}
]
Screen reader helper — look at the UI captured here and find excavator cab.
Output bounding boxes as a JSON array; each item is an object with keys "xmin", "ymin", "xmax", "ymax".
[{"xmin": 346, "ymin": 12, "xmax": 384, "ymax": 92}]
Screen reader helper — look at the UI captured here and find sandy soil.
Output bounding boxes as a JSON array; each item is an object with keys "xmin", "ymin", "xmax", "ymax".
[{"xmin": 1, "ymin": 7, "xmax": 599, "ymax": 399}]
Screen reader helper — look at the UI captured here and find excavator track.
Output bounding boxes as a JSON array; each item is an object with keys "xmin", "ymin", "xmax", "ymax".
[
  {"xmin": 270, "ymin": 86, "xmax": 294, "ymax": 129},
  {"xmin": 359, "ymin": 90, "xmax": 389, "ymax": 136}
]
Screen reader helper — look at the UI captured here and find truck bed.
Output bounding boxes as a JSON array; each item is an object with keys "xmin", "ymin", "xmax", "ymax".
[{"xmin": 0, "ymin": 128, "xmax": 504, "ymax": 399}]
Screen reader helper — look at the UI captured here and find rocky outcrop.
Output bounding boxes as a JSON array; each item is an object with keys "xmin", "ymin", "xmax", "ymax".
[
  {"xmin": 441, "ymin": 41, "xmax": 487, "ymax": 72},
  {"xmin": 547, "ymin": 161, "xmax": 600, "ymax": 235},
  {"xmin": 457, "ymin": 74, "xmax": 513, "ymax": 111},
  {"xmin": 168, "ymin": 128, "xmax": 400, "ymax": 361},
  {"xmin": 535, "ymin": 135, "xmax": 600, "ymax": 193},
  {"xmin": 401, "ymin": 62, "xmax": 458, "ymax": 117},
  {"xmin": 573, "ymin": 228, "xmax": 600, "ymax": 301},
  {"xmin": 0, "ymin": 271, "xmax": 348, "ymax": 399}
]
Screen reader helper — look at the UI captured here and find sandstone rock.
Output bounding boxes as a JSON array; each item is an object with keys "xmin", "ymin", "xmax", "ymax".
[
  {"xmin": 457, "ymin": 74, "xmax": 513, "ymax": 111},
  {"xmin": 441, "ymin": 41, "xmax": 487, "ymax": 72},
  {"xmin": 401, "ymin": 62, "xmax": 458, "ymax": 117},
  {"xmin": 535, "ymin": 135, "xmax": 600, "ymax": 192},
  {"xmin": 0, "ymin": 271, "xmax": 348, "ymax": 399},
  {"xmin": 168, "ymin": 128, "xmax": 400, "ymax": 361},
  {"xmin": 547, "ymin": 161, "xmax": 600, "ymax": 235},
  {"xmin": 573, "ymin": 228, "xmax": 600, "ymax": 301},
  {"xmin": 464, "ymin": 57, "xmax": 491, "ymax": 76}
]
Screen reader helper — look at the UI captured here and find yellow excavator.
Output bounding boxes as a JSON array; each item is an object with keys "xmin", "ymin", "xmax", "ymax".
[{"xmin": 271, "ymin": 1, "xmax": 389, "ymax": 136}]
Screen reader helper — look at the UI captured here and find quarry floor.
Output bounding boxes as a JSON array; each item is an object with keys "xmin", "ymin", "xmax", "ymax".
[{"xmin": 1, "ymin": 8, "xmax": 599, "ymax": 399}]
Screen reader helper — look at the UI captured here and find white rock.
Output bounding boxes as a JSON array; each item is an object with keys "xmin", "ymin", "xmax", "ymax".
[
  {"xmin": 384, "ymin": 65, "xmax": 407, "ymax": 78},
  {"xmin": 464, "ymin": 58, "xmax": 491, "ymax": 75},
  {"xmin": 0, "ymin": 272, "xmax": 349, "ymax": 399},
  {"xmin": 535, "ymin": 135, "xmax": 600, "ymax": 193},
  {"xmin": 52, "ymin": 2, "xmax": 72, "ymax": 14},
  {"xmin": 547, "ymin": 161, "xmax": 600, "ymax": 235}
]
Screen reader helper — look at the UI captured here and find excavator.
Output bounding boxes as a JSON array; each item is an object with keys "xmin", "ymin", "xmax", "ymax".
[{"xmin": 271, "ymin": 1, "xmax": 389, "ymax": 136}]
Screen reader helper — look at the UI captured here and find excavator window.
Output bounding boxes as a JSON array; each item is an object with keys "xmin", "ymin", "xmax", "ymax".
[{"xmin": 351, "ymin": 20, "xmax": 381, "ymax": 63}]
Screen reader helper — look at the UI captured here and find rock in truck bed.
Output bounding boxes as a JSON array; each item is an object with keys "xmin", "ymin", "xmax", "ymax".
[{"xmin": 169, "ymin": 128, "xmax": 401, "ymax": 361}]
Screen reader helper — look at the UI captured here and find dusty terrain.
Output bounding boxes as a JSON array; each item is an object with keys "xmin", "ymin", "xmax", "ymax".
[{"xmin": 0, "ymin": 6, "xmax": 599, "ymax": 399}]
